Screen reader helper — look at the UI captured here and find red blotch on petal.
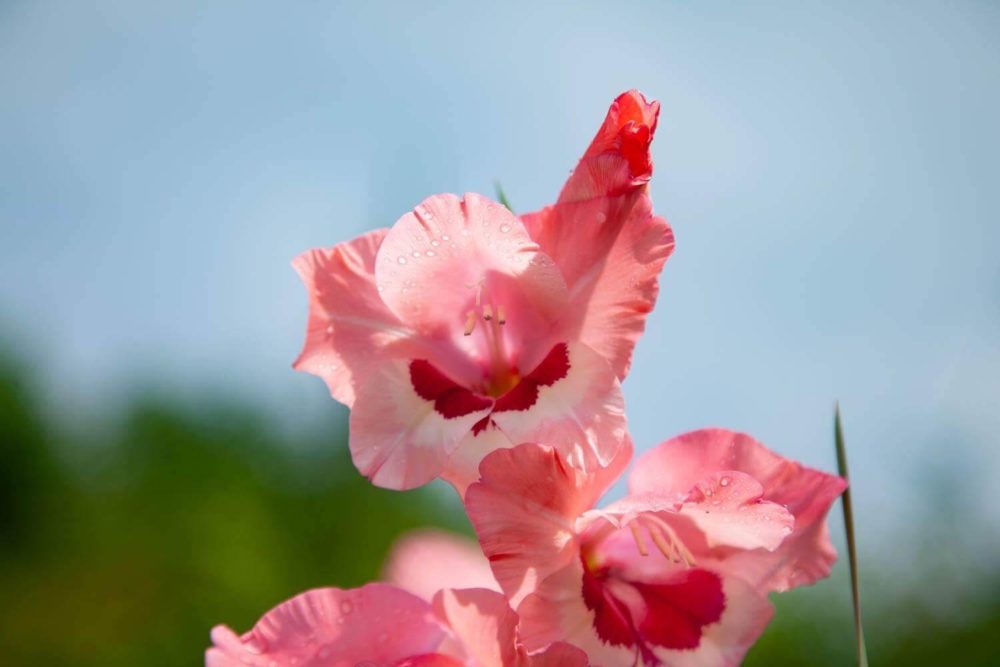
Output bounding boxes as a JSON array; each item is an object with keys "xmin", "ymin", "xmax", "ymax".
[
  {"xmin": 582, "ymin": 568, "xmax": 637, "ymax": 649},
  {"xmin": 635, "ymin": 569, "xmax": 725, "ymax": 650},
  {"xmin": 493, "ymin": 343, "xmax": 570, "ymax": 413},
  {"xmin": 409, "ymin": 360, "xmax": 493, "ymax": 419}
]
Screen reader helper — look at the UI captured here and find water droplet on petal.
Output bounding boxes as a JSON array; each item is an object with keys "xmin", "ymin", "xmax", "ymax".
[
  {"xmin": 720, "ymin": 476, "xmax": 731, "ymax": 487},
  {"xmin": 441, "ymin": 234, "xmax": 450, "ymax": 241},
  {"xmin": 500, "ymin": 223, "xmax": 511, "ymax": 233},
  {"xmin": 431, "ymin": 239, "xmax": 440, "ymax": 246},
  {"xmin": 426, "ymin": 250, "xmax": 436, "ymax": 257},
  {"xmin": 411, "ymin": 250, "xmax": 421, "ymax": 258},
  {"xmin": 340, "ymin": 600, "xmax": 353, "ymax": 614},
  {"xmin": 397, "ymin": 256, "xmax": 407, "ymax": 264}
]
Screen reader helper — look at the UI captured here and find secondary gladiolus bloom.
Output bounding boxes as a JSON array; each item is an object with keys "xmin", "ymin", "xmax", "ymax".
[
  {"xmin": 205, "ymin": 583, "xmax": 586, "ymax": 667},
  {"xmin": 293, "ymin": 90, "xmax": 674, "ymax": 492},
  {"xmin": 383, "ymin": 528, "xmax": 500, "ymax": 601},
  {"xmin": 466, "ymin": 430, "xmax": 846, "ymax": 666}
]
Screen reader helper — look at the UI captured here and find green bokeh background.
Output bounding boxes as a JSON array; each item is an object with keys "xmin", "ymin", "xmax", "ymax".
[{"xmin": 1, "ymin": 351, "xmax": 996, "ymax": 665}]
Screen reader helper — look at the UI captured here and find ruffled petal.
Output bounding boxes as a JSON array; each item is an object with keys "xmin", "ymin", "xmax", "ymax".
[
  {"xmin": 630, "ymin": 428, "xmax": 847, "ymax": 592},
  {"xmin": 465, "ymin": 444, "xmax": 620, "ymax": 607},
  {"xmin": 205, "ymin": 584, "xmax": 444, "ymax": 667},
  {"xmin": 375, "ymin": 193, "xmax": 569, "ymax": 378},
  {"xmin": 648, "ymin": 576, "xmax": 773, "ymax": 667},
  {"xmin": 489, "ymin": 342, "xmax": 628, "ymax": 469},
  {"xmin": 292, "ymin": 230, "xmax": 416, "ymax": 406},
  {"xmin": 383, "ymin": 530, "xmax": 499, "ymax": 601},
  {"xmin": 349, "ymin": 360, "xmax": 493, "ymax": 490},
  {"xmin": 433, "ymin": 588, "xmax": 518, "ymax": 667},
  {"xmin": 678, "ymin": 471, "xmax": 794, "ymax": 552}
]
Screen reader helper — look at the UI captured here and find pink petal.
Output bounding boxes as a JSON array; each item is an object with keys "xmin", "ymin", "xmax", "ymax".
[
  {"xmin": 383, "ymin": 529, "xmax": 499, "ymax": 601},
  {"xmin": 678, "ymin": 471, "xmax": 794, "ymax": 552},
  {"xmin": 630, "ymin": 428, "xmax": 847, "ymax": 592},
  {"xmin": 519, "ymin": 642, "xmax": 590, "ymax": 667},
  {"xmin": 292, "ymin": 230, "xmax": 415, "ymax": 407},
  {"xmin": 441, "ymin": 427, "xmax": 515, "ymax": 497},
  {"xmin": 349, "ymin": 360, "xmax": 494, "ymax": 490},
  {"xmin": 205, "ymin": 584, "xmax": 444, "ymax": 667},
  {"xmin": 489, "ymin": 342, "xmax": 628, "ymax": 469},
  {"xmin": 375, "ymin": 193, "xmax": 569, "ymax": 376},
  {"xmin": 523, "ymin": 125, "xmax": 673, "ymax": 379},
  {"xmin": 465, "ymin": 443, "xmax": 625, "ymax": 607},
  {"xmin": 648, "ymin": 575, "xmax": 774, "ymax": 667},
  {"xmin": 433, "ymin": 588, "xmax": 518, "ymax": 667}
]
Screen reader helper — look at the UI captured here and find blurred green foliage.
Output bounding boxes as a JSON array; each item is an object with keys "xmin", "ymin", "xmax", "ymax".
[{"xmin": 0, "ymin": 351, "xmax": 996, "ymax": 665}]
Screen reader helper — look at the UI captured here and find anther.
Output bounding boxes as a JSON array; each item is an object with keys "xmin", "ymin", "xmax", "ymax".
[
  {"xmin": 463, "ymin": 310, "xmax": 478, "ymax": 336},
  {"xmin": 630, "ymin": 523, "xmax": 649, "ymax": 557},
  {"xmin": 497, "ymin": 305, "xmax": 506, "ymax": 325},
  {"xmin": 482, "ymin": 304, "xmax": 493, "ymax": 321}
]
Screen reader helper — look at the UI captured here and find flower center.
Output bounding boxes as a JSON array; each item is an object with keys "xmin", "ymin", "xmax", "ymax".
[{"xmin": 462, "ymin": 281, "xmax": 518, "ymax": 397}]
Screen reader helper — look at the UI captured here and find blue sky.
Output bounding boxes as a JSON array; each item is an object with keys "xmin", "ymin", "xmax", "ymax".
[{"xmin": 2, "ymin": 1, "xmax": 998, "ymax": 565}]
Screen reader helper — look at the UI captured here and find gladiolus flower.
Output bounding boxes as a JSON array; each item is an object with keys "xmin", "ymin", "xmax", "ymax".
[
  {"xmin": 465, "ymin": 430, "xmax": 846, "ymax": 666},
  {"xmin": 205, "ymin": 583, "xmax": 586, "ymax": 667},
  {"xmin": 293, "ymin": 90, "xmax": 673, "ymax": 492}
]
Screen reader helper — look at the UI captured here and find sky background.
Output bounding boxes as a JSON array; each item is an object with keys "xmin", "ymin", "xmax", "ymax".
[{"xmin": 1, "ymin": 0, "xmax": 998, "ymax": 567}]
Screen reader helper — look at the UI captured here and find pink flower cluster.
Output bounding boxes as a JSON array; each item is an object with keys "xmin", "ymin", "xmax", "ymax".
[{"xmin": 207, "ymin": 91, "xmax": 846, "ymax": 666}]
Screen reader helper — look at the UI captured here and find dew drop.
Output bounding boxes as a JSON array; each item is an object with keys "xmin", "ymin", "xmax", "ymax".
[
  {"xmin": 340, "ymin": 600, "xmax": 353, "ymax": 614},
  {"xmin": 596, "ymin": 212, "xmax": 607, "ymax": 223},
  {"xmin": 431, "ymin": 239, "xmax": 440, "ymax": 246},
  {"xmin": 499, "ymin": 223, "xmax": 511, "ymax": 233},
  {"xmin": 720, "ymin": 476, "xmax": 731, "ymax": 487},
  {"xmin": 411, "ymin": 250, "xmax": 421, "ymax": 257},
  {"xmin": 426, "ymin": 250, "xmax": 436, "ymax": 257},
  {"xmin": 376, "ymin": 284, "xmax": 384, "ymax": 292},
  {"xmin": 397, "ymin": 256, "xmax": 407, "ymax": 264},
  {"xmin": 441, "ymin": 235, "xmax": 450, "ymax": 241}
]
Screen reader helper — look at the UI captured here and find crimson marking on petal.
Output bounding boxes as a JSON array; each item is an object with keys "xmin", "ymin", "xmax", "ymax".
[
  {"xmin": 582, "ymin": 567, "xmax": 636, "ymax": 649},
  {"xmin": 470, "ymin": 416, "xmax": 498, "ymax": 436},
  {"xmin": 409, "ymin": 360, "xmax": 492, "ymax": 419},
  {"xmin": 527, "ymin": 343, "xmax": 570, "ymax": 386},
  {"xmin": 493, "ymin": 343, "xmax": 570, "ymax": 414},
  {"xmin": 635, "ymin": 569, "xmax": 725, "ymax": 650}
]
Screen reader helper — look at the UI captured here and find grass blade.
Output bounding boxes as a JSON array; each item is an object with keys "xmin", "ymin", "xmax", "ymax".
[
  {"xmin": 835, "ymin": 403, "xmax": 869, "ymax": 667},
  {"xmin": 494, "ymin": 181, "xmax": 513, "ymax": 212}
]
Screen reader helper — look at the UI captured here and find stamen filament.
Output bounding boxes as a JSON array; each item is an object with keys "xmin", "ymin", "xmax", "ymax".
[{"xmin": 630, "ymin": 523, "xmax": 649, "ymax": 557}]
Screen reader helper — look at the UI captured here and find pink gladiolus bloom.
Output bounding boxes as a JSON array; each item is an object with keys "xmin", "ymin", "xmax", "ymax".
[
  {"xmin": 383, "ymin": 528, "xmax": 500, "ymax": 601},
  {"xmin": 465, "ymin": 430, "xmax": 846, "ymax": 666},
  {"xmin": 205, "ymin": 583, "xmax": 586, "ymax": 667},
  {"xmin": 293, "ymin": 90, "xmax": 674, "ymax": 492}
]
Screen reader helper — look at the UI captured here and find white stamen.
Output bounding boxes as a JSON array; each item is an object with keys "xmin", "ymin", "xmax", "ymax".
[
  {"xmin": 482, "ymin": 304, "xmax": 493, "ymax": 321},
  {"xmin": 497, "ymin": 305, "xmax": 506, "ymax": 325}
]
